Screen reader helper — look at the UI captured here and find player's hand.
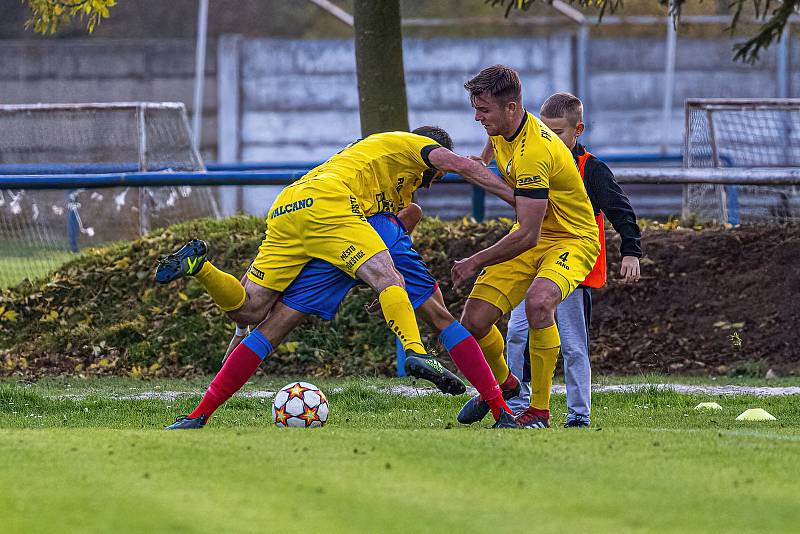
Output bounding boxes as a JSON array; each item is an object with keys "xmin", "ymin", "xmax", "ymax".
[
  {"xmin": 467, "ymin": 155, "xmax": 487, "ymax": 166},
  {"xmin": 364, "ymin": 298, "xmax": 383, "ymax": 318},
  {"xmin": 620, "ymin": 256, "xmax": 641, "ymax": 283},
  {"xmin": 451, "ymin": 257, "xmax": 479, "ymax": 289}
]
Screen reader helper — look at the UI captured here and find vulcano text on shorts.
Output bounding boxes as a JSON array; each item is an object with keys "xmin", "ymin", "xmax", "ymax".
[{"xmin": 270, "ymin": 197, "xmax": 314, "ymax": 218}]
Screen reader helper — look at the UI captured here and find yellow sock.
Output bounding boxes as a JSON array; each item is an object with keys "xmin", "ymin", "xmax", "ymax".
[
  {"xmin": 477, "ymin": 325, "xmax": 509, "ymax": 383},
  {"xmin": 529, "ymin": 324, "xmax": 561, "ymax": 411},
  {"xmin": 194, "ymin": 261, "xmax": 247, "ymax": 312},
  {"xmin": 378, "ymin": 285, "xmax": 425, "ymax": 354}
]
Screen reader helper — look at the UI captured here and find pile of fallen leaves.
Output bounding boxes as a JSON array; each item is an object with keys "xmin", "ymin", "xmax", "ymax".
[
  {"xmin": 0, "ymin": 216, "xmax": 508, "ymax": 379},
  {"xmin": 1, "ymin": 216, "xmax": 798, "ymax": 378}
]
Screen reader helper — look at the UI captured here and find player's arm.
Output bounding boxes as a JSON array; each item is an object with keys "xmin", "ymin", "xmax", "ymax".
[
  {"xmin": 585, "ymin": 158, "xmax": 642, "ymax": 283},
  {"xmin": 427, "ymin": 147, "xmax": 515, "ymax": 206},
  {"xmin": 451, "ymin": 196, "xmax": 546, "ymax": 288}
]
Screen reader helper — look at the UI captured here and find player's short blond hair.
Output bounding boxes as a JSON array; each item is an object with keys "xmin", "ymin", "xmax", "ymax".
[{"xmin": 540, "ymin": 92, "xmax": 583, "ymax": 127}]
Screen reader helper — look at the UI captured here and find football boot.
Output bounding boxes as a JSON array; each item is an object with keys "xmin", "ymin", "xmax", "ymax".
[
  {"xmin": 404, "ymin": 350, "xmax": 466, "ymax": 395},
  {"xmin": 491, "ymin": 409, "xmax": 519, "ymax": 429},
  {"xmin": 457, "ymin": 372, "xmax": 521, "ymax": 424},
  {"xmin": 516, "ymin": 407, "xmax": 550, "ymax": 429},
  {"xmin": 165, "ymin": 414, "xmax": 207, "ymax": 430},
  {"xmin": 155, "ymin": 238, "xmax": 208, "ymax": 284}
]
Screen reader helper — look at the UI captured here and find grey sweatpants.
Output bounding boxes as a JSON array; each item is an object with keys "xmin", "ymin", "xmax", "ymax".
[{"xmin": 505, "ymin": 286, "xmax": 592, "ymax": 417}]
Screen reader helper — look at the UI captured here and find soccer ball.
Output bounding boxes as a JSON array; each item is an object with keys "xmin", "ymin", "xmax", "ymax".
[{"xmin": 272, "ymin": 381, "xmax": 329, "ymax": 428}]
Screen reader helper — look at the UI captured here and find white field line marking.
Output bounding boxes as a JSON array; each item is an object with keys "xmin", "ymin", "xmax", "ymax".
[{"xmin": 51, "ymin": 383, "xmax": 800, "ymax": 402}]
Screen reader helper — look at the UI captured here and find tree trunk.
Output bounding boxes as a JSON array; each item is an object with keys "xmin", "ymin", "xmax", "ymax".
[{"xmin": 353, "ymin": 0, "xmax": 409, "ymax": 136}]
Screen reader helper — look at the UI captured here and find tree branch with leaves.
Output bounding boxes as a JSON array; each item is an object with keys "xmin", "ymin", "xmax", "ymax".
[
  {"xmin": 487, "ymin": 0, "xmax": 799, "ymax": 63},
  {"xmin": 24, "ymin": 0, "xmax": 117, "ymax": 35}
]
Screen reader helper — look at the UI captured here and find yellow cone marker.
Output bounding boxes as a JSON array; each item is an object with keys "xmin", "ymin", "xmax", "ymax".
[
  {"xmin": 736, "ymin": 408, "xmax": 776, "ymax": 421},
  {"xmin": 695, "ymin": 402, "xmax": 723, "ymax": 411}
]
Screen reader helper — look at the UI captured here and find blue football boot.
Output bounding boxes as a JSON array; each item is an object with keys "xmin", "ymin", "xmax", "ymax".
[
  {"xmin": 457, "ymin": 372, "xmax": 521, "ymax": 425},
  {"xmin": 405, "ymin": 350, "xmax": 467, "ymax": 395},
  {"xmin": 155, "ymin": 238, "xmax": 208, "ymax": 284},
  {"xmin": 165, "ymin": 414, "xmax": 207, "ymax": 430},
  {"xmin": 491, "ymin": 409, "xmax": 518, "ymax": 429}
]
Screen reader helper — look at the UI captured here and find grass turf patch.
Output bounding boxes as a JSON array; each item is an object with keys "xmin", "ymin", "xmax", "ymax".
[{"xmin": 1, "ymin": 379, "xmax": 799, "ymax": 533}]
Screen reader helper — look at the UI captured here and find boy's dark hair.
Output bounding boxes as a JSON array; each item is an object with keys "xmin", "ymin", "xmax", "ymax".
[
  {"xmin": 540, "ymin": 92, "xmax": 583, "ymax": 127},
  {"xmin": 463, "ymin": 64, "xmax": 522, "ymax": 105},
  {"xmin": 412, "ymin": 125, "xmax": 453, "ymax": 151}
]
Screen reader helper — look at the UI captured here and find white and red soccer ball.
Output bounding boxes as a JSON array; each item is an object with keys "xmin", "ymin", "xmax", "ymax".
[{"xmin": 272, "ymin": 382, "xmax": 329, "ymax": 428}]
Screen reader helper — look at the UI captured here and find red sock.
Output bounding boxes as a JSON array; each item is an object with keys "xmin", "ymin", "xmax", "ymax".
[
  {"xmin": 447, "ymin": 335, "xmax": 512, "ymax": 420},
  {"xmin": 485, "ymin": 394, "xmax": 512, "ymax": 420},
  {"xmin": 526, "ymin": 407, "xmax": 550, "ymax": 419},
  {"xmin": 501, "ymin": 372, "xmax": 519, "ymax": 393},
  {"xmin": 189, "ymin": 343, "xmax": 262, "ymax": 419}
]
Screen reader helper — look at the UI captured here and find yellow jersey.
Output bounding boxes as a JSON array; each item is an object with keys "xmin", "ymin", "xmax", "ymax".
[
  {"xmin": 295, "ymin": 131, "xmax": 440, "ymax": 217},
  {"xmin": 490, "ymin": 111, "xmax": 598, "ymax": 242}
]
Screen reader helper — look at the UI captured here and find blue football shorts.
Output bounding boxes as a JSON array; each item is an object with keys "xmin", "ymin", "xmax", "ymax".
[{"xmin": 280, "ymin": 212, "xmax": 438, "ymax": 320}]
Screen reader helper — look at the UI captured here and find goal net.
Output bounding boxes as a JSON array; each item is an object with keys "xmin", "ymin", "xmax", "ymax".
[
  {"xmin": 0, "ymin": 103, "xmax": 220, "ymax": 288},
  {"xmin": 684, "ymin": 99, "xmax": 800, "ymax": 224}
]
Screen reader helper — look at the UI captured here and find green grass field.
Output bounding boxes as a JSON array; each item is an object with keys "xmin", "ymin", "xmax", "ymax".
[
  {"xmin": 1, "ymin": 377, "xmax": 799, "ymax": 533},
  {"xmin": 0, "ymin": 245, "xmax": 73, "ymax": 289}
]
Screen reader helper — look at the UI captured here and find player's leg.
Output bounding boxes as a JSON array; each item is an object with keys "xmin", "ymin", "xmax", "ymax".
[
  {"xmin": 516, "ymin": 277, "xmax": 562, "ymax": 429},
  {"xmin": 456, "ymin": 254, "xmax": 535, "ymax": 423},
  {"xmin": 517, "ymin": 238, "xmax": 598, "ymax": 429},
  {"xmin": 560, "ymin": 286, "xmax": 592, "ymax": 427},
  {"xmin": 355, "ymin": 251, "xmax": 425, "ymax": 353},
  {"xmin": 504, "ymin": 301, "xmax": 532, "ymax": 413},
  {"xmin": 167, "ymin": 301, "xmax": 307, "ymax": 429},
  {"xmin": 366, "ymin": 214, "xmax": 511, "ymax": 423},
  {"xmin": 155, "ymin": 238, "xmax": 250, "ymax": 312},
  {"xmin": 354, "ymin": 238, "xmax": 465, "ymax": 394},
  {"xmin": 459, "ymin": 251, "xmax": 535, "ymax": 383},
  {"xmin": 415, "ymin": 289, "xmax": 514, "ymax": 426}
]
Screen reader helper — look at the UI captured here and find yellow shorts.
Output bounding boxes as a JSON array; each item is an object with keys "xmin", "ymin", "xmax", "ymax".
[
  {"xmin": 469, "ymin": 234, "xmax": 599, "ymax": 315},
  {"xmin": 247, "ymin": 177, "xmax": 388, "ymax": 292}
]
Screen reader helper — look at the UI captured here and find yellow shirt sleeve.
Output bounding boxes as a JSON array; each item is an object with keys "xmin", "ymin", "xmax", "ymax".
[
  {"xmin": 402, "ymin": 133, "xmax": 440, "ymax": 169},
  {"xmin": 514, "ymin": 144, "xmax": 553, "ymax": 199}
]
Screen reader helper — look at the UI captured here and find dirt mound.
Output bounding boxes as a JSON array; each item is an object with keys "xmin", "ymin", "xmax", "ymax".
[
  {"xmin": 1, "ymin": 217, "xmax": 797, "ymax": 378},
  {"xmin": 592, "ymin": 224, "xmax": 800, "ymax": 376}
]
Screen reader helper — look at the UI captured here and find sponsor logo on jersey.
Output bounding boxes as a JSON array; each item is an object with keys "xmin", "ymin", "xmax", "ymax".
[
  {"xmin": 516, "ymin": 175, "xmax": 543, "ymax": 187},
  {"xmin": 249, "ymin": 265, "xmax": 265, "ymax": 280},
  {"xmin": 270, "ymin": 197, "xmax": 314, "ymax": 219}
]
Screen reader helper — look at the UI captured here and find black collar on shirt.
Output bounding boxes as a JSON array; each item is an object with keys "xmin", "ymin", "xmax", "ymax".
[{"xmin": 504, "ymin": 111, "xmax": 528, "ymax": 142}]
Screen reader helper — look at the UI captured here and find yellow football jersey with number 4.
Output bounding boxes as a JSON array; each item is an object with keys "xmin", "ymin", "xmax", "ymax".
[
  {"xmin": 490, "ymin": 111, "xmax": 597, "ymax": 242},
  {"xmin": 296, "ymin": 131, "xmax": 440, "ymax": 217}
]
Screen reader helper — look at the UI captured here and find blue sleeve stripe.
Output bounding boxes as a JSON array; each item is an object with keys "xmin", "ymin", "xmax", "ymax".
[
  {"xmin": 242, "ymin": 330, "xmax": 274, "ymax": 361},
  {"xmin": 439, "ymin": 320, "xmax": 472, "ymax": 351}
]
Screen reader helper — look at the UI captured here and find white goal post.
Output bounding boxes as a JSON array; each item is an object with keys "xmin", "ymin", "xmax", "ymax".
[{"xmin": 683, "ymin": 98, "xmax": 800, "ymax": 223}]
